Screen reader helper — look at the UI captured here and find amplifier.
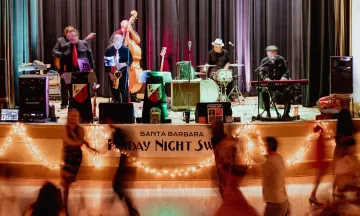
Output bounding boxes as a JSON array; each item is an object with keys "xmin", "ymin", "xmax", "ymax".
[
  {"xmin": 99, "ymin": 103, "xmax": 135, "ymax": 124},
  {"xmin": 19, "ymin": 75, "xmax": 49, "ymax": 119},
  {"xmin": 171, "ymin": 80, "xmax": 219, "ymax": 110},
  {"xmin": 195, "ymin": 102, "xmax": 233, "ymax": 124}
]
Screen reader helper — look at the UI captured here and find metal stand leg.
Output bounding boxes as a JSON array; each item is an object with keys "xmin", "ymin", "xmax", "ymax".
[
  {"xmin": 219, "ymin": 82, "xmax": 230, "ymax": 102},
  {"xmin": 228, "ymin": 85, "xmax": 245, "ymax": 105},
  {"xmin": 266, "ymin": 89, "xmax": 281, "ymax": 119}
]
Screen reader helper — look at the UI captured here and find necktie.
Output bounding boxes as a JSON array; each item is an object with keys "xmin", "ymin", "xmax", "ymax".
[
  {"xmin": 115, "ymin": 50, "xmax": 119, "ymax": 65},
  {"xmin": 72, "ymin": 44, "xmax": 78, "ymax": 67}
]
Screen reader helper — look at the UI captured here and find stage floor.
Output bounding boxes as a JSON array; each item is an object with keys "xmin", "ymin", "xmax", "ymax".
[{"xmin": 53, "ymin": 96, "xmax": 320, "ymax": 124}]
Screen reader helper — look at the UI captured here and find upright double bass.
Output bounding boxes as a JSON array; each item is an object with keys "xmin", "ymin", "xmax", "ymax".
[{"xmin": 124, "ymin": 10, "xmax": 143, "ymax": 94}]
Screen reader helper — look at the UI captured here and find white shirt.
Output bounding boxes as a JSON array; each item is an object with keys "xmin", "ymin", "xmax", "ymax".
[{"xmin": 262, "ymin": 153, "xmax": 288, "ymax": 203}]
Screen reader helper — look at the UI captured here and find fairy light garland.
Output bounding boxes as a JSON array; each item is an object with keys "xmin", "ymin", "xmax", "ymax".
[
  {"xmin": 84, "ymin": 124, "xmax": 111, "ymax": 167},
  {"xmin": 285, "ymin": 121, "xmax": 336, "ymax": 166},
  {"xmin": 0, "ymin": 123, "xmax": 60, "ymax": 169},
  {"xmin": 0, "ymin": 121, "xmax": 338, "ymax": 175}
]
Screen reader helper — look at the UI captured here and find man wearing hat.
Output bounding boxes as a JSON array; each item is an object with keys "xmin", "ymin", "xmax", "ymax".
[
  {"xmin": 202, "ymin": 38, "xmax": 231, "ymax": 79},
  {"xmin": 259, "ymin": 45, "xmax": 291, "ymax": 119}
]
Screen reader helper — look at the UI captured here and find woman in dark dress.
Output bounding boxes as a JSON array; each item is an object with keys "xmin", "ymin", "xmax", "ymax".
[{"xmin": 61, "ymin": 109, "xmax": 97, "ymax": 211}]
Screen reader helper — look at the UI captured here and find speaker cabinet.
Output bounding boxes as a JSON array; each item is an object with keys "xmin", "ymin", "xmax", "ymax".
[
  {"xmin": 19, "ymin": 75, "xmax": 49, "ymax": 119},
  {"xmin": 195, "ymin": 102, "xmax": 232, "ymax": 124},
  {"xmin": 0, "ymin": 59, "xmax": 8, "ymax": 99},
  {"xmin": 99, "ymin": 103, "xmax": 135, "ymax": 124},
  {"xmin": 171, "ymin": 80, "xmax": 219, "ymax": 110},
  {"xmin": 330, "ymin": 56, "xmax": 353, "ymax": 94}
]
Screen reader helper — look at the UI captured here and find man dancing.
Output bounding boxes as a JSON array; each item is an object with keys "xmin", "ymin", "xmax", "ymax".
[
  {"xmin": 259, "ymin": 45, "xmax": 292, "ymax": 119},
  {"xmin": 104, "ymin": 34, "xmax": 133, "ymax": 103}
]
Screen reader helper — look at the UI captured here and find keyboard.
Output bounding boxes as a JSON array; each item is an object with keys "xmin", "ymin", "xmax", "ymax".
[{"xmin": 250, "ymin": 79, "xmax": 309, "ymax": 87}]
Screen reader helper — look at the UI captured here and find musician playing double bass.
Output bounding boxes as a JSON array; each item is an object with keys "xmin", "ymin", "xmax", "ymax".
[
  {"xmin": 104, "ymin": 34, "xmax": 133, "ymax": 103},
  {"xmin": 259, "ymin": 45, "xmax": 292, "ymax": 119},
  {"xmin": 109, "ymin": 20, "xmax": 141, "ymax": 46}
]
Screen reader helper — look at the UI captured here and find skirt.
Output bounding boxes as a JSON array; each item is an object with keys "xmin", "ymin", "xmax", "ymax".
[{"xmin": 61, "ymin": 146, "xmax": 83, "ymax": 185}]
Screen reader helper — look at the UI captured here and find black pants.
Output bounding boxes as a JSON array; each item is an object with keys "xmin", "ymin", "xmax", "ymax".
[
  {"xmin": 262, "ymin": 86, "xmax": 293, "ymax": 116},
  {"xmin": 61, "ymin": 77, "xmax": 69, "ymax": 106},
  {"xmin": 108, "ymin": 74, "xmax": 128, "ymax": 103},
  {"xmin": 113, "ymin": 154, "xmax": 140, "ymax": 216}
]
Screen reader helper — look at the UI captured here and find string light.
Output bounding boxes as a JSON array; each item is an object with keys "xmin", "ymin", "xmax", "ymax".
[
  {"xmin": 0, "ymin": 123, "xmax": 60, "ymax": 169},
  {"xmin": 84, "ymin": 124, "xmax": 109, "ymax": 167},
  {"xmin": 0, "ymin": 121, "xmax": 338, "ymax": 175},
  {"xmin": 285, "ymin": 121, "xmax": 336, "ymax": 166}
]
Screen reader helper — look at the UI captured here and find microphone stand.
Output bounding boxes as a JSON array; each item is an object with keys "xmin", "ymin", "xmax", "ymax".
[
  {"xmin": 185, "ymin": 44, "xmax": 191, "ymax": 123},
  {"xmin": 251, "ymin": 59, "xmax": 272, "ymax": 121},
  {"xmin": 126, "ymin": 42, "xmax": 131, "ymax": 103}
]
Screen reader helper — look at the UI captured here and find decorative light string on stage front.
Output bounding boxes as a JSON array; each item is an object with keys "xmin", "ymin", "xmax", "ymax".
[
  {"xmin": 0, "ymin": 122, "xmax": 338, "ymax": 174},
  {"xmin": 0, "ymin": 123, "xmax": 60, "ymax": 170},
  {"xmin": 84, "ymin": 124, "xmax": 110, "ymax": 167},
  {"xmin": 285, "ymin": 121, "xmax": 336, "ymax": 165}
]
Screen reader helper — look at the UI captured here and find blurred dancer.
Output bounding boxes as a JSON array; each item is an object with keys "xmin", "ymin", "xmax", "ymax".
[
  {"xmin": 334, "ymin": 137, "xmax": 359, "ymax": 195},
  {"xmin": 309, "ymin": 125, "xmax": 329, "ymax": 206},
  {"xmin": 210, "ymin": 120, "xmax": 227, "ymax": 196},
  {"xmin": 111, "ymin": 126, "xmax": 140, "ymax": 216},
  {"xmin": 214, "ymin": 130, "xmax": 259, "ymax": 215},
  {"xmin": 61, "ymin": 109, "xmax": 98, "ymax": 211},
  {"xmin": 262, "ymin": 137, "xmax": 290, "ymax": 216},
  {"xmin": 25, "ymin": 181, "xmax": 66, "ymax": 216},
  {"xmin": 332, "ymin": 106, "xmax": 354, "ymax": 196}
]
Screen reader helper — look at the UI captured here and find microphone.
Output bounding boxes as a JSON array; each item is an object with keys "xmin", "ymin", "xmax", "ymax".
[
  {"xmin": 269, "ymin": 55, "xmax": 275, "ymax": 64},
  {"xmin": 188, "ymin": 41, "xmax": 192, "ymax": 51},
  {"xmin": 229, "ymin": 41, "xmax": 235, "ymax": 47}
]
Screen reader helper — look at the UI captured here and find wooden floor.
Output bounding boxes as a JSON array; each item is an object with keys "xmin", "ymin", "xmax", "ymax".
[
  {"xmin": 0, "ymin": 176, "xmax": 337, "ymax": 216},
  {"xmin": 52, "ymin": 96, "xmax": 320, "ymax": 124}
]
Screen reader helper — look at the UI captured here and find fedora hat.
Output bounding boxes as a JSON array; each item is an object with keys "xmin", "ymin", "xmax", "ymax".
[
  {"xmin": 265, "ymin": 45, "xmax": 278, "ymax": 51},
  {"xmin": 211, "ymin": 38, "xmax": 224, "ymax": 46}
]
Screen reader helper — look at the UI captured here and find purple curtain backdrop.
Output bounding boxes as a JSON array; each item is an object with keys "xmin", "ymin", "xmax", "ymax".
[{"xmin": 236, "ymin": 0, "xmax": 252, "ymax": 92}]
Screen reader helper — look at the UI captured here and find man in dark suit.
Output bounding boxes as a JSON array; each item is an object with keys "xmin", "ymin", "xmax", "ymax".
[
  {"xmin": 60, "ymin": 29, "xmax": 95, "ymax": 108},
  {"xmin": 104, "ymin": 34, "xmax": 133, "ymax": 103},
  {"xmin": 52, "ymin": 26, "xmax": 74, "ymax": 59},
  {"xmin": 259, "ymin": 45, "xmax": 292, "ymax": 119},
  {"xmin": 53, "ymin": 26, "xmax": 73, "ymax": 109}
]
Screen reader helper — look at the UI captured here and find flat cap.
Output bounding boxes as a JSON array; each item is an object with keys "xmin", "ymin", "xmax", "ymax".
[{"xmin": 265, "ymin": 45, "xmax": 278, "ymax": 51}]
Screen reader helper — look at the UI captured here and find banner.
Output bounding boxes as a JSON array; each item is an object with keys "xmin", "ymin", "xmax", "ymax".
[{"xmin": 113, "ymin": 125, "xmax": 214, "ymax": 157}]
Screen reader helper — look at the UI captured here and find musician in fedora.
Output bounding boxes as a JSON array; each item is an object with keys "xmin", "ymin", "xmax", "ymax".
[
  {"xmin": 259, "ymin": 45, "xmax": 292, "ymax": 119},
  {"xmin": 202, "ymin": 38, "xmax": 231, "ymax": 79}
]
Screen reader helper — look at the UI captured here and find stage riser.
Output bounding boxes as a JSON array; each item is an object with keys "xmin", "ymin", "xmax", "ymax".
[{"xmin": 0, "ymin": 121, "xmax": 359, "ymax": 181}]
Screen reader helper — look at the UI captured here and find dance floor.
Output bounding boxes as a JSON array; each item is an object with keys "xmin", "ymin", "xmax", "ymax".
[
  {"xmin": 0, "ymin": 177, "xmax": 337, "ymax": 216},
  {"xmin": 53, "ymin": 96, "xmax": 321, "ymax": 124}
]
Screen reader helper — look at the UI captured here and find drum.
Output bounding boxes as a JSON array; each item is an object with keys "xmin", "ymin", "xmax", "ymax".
[
  {"xmin": 176, "ymin": 61, "xmax": 195, "ymax": 80},
  {"xmin": 200, "ymin": 79, "xmax": 219, "ymax": 102},
  {"xmin": 216, "ymin": 69, "xmax": 233, "ymax": 82}
]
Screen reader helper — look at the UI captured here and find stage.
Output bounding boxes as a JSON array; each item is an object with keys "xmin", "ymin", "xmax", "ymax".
[
  {"xmin": 53, "ymin": 96, "xmax": 321, "ymax": 124},
  {"xmin": 0, "ymin": 99, "xmax": 359, "ymax": 215}
]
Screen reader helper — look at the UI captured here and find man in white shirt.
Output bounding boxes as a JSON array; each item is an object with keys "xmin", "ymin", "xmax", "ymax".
[{"xmin": 262, "ymin": 137, "xmax": 290, "ymax": 216}]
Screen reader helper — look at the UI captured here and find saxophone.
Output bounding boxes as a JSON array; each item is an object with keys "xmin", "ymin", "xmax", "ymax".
[{"xmin": 112, "ymin": 52, "xmax": 122, "ymax": 89}]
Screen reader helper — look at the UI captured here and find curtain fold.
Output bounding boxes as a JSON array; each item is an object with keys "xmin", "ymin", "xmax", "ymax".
[
  {"xmin": 334, "ymin": 0, "xmax": 351, "ymax": 56},
  {"xmin": 303, "ymin": 0, "xmax": 336, "ymax": 106},
  {"xmin": 0, "ymin": 0, "xmax": 14, "ymax": 107}
]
